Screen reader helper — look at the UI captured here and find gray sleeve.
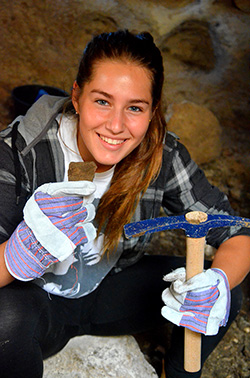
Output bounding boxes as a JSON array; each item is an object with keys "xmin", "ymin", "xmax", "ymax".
[{"xmin": 0, "ymin": 140, "xmax": 28, "ymax": 242}]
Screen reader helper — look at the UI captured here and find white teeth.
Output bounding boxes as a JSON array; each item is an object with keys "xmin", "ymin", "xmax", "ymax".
[{"xmin": 100, "ymin": 135, "xmax": 124, "ymax": 145}]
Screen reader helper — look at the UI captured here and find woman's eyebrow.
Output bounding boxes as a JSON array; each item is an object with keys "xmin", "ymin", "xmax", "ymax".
[
  {"xmin": 90, "ymin": 90, "xmax": 150, "ymax": 105},
  {"xmin": 128, "ymin": 99, "xmax": 150, "ymax": 105},
  {"xmin": 90, "ymin": 90, "xmax": 113, "ymax": 99}
]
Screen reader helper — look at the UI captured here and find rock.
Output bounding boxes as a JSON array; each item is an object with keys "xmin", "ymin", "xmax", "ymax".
[
  {"xmin": 165, "ymin": 101, "xmax": 222, "ymax": 165},
  {"xmin": 43, "ymin": 335, "xmax": 158, "ymax": 378},
  {"xmin": 146, "ymin": 0, "xmax": 197, "ymax": 8},
  {"xmin": 233, "ymin": 0, "xmax": 250, "ymax": 13},
  {"xmin": 0, "ymin": 1, "xmax": 250, "ymax": 131},
  {"xmin": 68, "ymin": 161, "xmax": 97, "ymax": 182},
  {"xmin": 160, "ymin": 20, "xmax": 216, "ymax": 71}
]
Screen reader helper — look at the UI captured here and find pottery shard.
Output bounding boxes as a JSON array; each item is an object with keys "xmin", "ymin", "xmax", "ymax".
[{"xmin": 68, "ymin": 161, "xmax": 97, "ymax": 182}]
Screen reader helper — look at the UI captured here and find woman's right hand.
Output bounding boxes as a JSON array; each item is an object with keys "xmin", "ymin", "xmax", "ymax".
[{"xmin": 4, "ymin": 181, "xmax": 96, "ymax": 281}]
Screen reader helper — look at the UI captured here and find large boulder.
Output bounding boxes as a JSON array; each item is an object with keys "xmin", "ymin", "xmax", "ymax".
[
  {"xmin": 165, "ymin": 101, "xmax": 222, "ymax": 165},
  {"xmin": 233, "ymin": 0, "xmax": 250, "ymax": 13},
  {"xmin": 43, "ymin": 335, "xmax": 158, "ymax": 378},
  {"xmin": 160, "ymin": 20, "xmax": 216, "ymax": 71}
]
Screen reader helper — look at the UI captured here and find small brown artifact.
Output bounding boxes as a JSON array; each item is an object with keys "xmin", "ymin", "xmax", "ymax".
[{"xmin": 68, "ymin": 161, "xmax": 97, "ymax": 182}]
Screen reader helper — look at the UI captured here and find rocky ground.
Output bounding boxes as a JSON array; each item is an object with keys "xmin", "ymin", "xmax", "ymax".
[
  {"xmin": 1, "ymin": 104, "xmax": 250, "ymax": 377},
  {"xmin": 135, "ymin": 124, "xmax": 250, "ymax": 378}
]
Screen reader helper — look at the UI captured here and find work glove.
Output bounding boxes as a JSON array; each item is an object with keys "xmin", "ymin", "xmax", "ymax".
[
  {"xmin": 161, "ymin": 267, "xmax": 231, "ymax": 335},
  {"xmin": 5, "ymin": 181, "xmax": 96, "ymax": 281}
]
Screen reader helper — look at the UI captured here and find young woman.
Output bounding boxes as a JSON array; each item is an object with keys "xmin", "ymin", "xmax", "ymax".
[{"xmin": 0, "ymin": 30, "xmax": 249, "ymax": 378}]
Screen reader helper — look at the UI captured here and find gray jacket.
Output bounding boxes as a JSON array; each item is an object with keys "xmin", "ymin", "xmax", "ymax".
[{"xmin": 1, "ymin": 95, "xmax": 248, "ymax": 297}]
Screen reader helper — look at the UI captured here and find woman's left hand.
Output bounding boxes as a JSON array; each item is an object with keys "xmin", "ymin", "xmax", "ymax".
[{"xmin": 161, "ymin": 267, "xmax": 230, "ymax": 335}]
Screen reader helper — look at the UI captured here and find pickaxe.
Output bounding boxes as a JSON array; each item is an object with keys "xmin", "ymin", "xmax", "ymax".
[{"xmin": 124, "ymin": 211, "xmax": 250, "ymax": 373}]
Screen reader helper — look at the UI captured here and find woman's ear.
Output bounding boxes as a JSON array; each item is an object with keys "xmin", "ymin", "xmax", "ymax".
[{"xmin": 71, "ymin": 81, "xmax": 80, "ymax": 113}]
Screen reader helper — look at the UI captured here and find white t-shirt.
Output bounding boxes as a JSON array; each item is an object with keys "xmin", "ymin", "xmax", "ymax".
[
  {"xmin": 34, "ymin": 115, "xmax": 119, "ymax": 298},
  {"xmin": 57, "ymin": 114, "xmax": 114, "ymax": 196},
  {"xmin": 57, "ymin": 113, "xmax": 115, "ymax": 262}
]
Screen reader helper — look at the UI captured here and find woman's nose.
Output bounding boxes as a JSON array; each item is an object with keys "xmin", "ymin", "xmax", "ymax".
[{"xmin": 106, "ymin": 109, "xmax": 125, "ymax": 133}]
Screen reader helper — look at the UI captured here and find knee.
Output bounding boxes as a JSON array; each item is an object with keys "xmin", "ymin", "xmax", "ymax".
[
  {"xmin": 0, "ymin": 283, "xmax": 41, "ymax": 339},
  {"xmin": 0, "ymin": 296, "xmax": 28, "ymax": 339}
]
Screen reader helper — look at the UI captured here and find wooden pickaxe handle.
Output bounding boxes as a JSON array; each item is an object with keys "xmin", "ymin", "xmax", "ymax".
[
  {"xmin": 184, "ymin": 211, "xmax": 207, "ymax": 372},
  {"xmin": 123, "ymin": 210, "xmax": 250, "ymax": 371}
]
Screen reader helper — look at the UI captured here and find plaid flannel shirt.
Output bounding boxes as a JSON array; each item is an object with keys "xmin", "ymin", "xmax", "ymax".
[{"xmin": 0, "ymin": 95, "xmax": 249, "ymax": 294}]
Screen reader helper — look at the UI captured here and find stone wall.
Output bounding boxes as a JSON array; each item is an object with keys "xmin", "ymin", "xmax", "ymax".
[{"xmin": 0, "ymin": 0, "xmax": 250, "ymax": 139}]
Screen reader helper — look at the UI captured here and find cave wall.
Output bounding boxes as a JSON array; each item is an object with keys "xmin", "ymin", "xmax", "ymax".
[{"xmin": 0, "ymin": 0, "xmax": 249, "ymax": 133}]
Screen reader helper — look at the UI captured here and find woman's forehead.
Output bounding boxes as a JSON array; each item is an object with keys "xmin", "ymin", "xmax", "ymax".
[
  {"xmin": 91, "ymin": 58, "xmax": 153, "ymax": 81},
  {"xmin": 82, "ymin": 60, "xmax": 152, "ymax": 102}
]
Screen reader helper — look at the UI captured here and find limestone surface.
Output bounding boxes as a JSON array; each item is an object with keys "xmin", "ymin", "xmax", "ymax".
[{"xmin": 43, "ymin": 335, "xmax": 158, "ymax": 378}]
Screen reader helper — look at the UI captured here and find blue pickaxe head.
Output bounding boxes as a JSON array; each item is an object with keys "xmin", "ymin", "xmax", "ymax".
[{"xmin": 124, "ymin": 212, "xmax": 250, "ymax": 239}]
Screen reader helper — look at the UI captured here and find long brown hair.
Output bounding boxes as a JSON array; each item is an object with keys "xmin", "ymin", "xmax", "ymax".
[{"xmin": 66, "ymin": 30, "xmax": 167, "ymax": 255}]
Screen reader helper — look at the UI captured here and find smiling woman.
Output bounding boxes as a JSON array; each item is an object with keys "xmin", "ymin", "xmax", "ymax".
[
  {"xmin": 63, "ymin": 31, "xmax": 166, "ymax": 257},
  {"xmin": 72, "ymin": 61, "xmax": 153, "ymax": 172},
  {"xmin": 0, "ymin": 29, "xmax": 249, "ymax": 378}
]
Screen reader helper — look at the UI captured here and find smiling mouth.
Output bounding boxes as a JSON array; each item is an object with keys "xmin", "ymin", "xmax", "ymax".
[{"xmin": 99, "ymin": 134, "xmax": 125, "ymax": 145}]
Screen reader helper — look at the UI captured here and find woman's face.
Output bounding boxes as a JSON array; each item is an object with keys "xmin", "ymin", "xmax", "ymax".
[{"xmin": 72, "ymin": 60, "xmax": 153, "ymax": 172}]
